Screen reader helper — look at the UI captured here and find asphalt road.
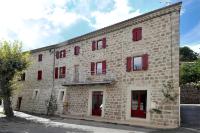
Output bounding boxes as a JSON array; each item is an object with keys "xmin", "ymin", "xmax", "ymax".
[{"xmin": 0, "ymin": 111, "xmax": 199, "ymax": 133}]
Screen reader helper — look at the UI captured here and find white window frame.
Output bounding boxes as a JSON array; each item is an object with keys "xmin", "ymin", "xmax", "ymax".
[
  {"xmin": 133, "ymin": 56, "xmax": 142, "ymax": 70},
  {"xmin": 96, "ymin": 62, "xmax": 102, "ymax": 74},
  {"xmin": 97, "ymin": 40, "xmax": 103, "ymax": 50}
]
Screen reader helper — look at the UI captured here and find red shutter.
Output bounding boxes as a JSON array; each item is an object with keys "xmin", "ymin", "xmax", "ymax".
[
  {"xmin": 102, "ymin": 38, "xmax": 106, "ymax": 48},
  {"xmin": 77, "ymin": 46, "xmax": 80, "ymax": 55},
  {"xmin": 132, "ymin": 27, "xmax": 142, "ymax": 41},
  {"xmin": 62, "ymin": 66, "xmax": 66, "ymax": 78},
  {"xmin": 137, "ymin": 28, "xmax": 142, "ymax": 41},
  {"xmin": 92, "ymin": 41, "xmax": 96, "ymax": 51},
  {"xmin": 132, "ymin": 28, "xmax": 137, "ymax": 41},
  {"xmin": 37, "ymin": 70, "xmax": 42, "ymax": 80},
  {"xmin": 126, "ymin": 57, "xmax": 132, "ymax": 72},
  {"xmin": 142, "ymin": 54, "xmax": 148, "ymax": 70},
  {"xmin": 63, "ymin": 49, "xmax": 66, "ymax": 58},
  {"xmin": 91, "ymin": 62, "xmax": 95, "ymax": 75},
  {"xmin": 102, "ymin": 60, "xmax": 106, "ymax": 74},
  {"xmin": 55, "ymin": 67, "xmax": 58, "ymax": 79},
  {"xmin": 56, "ymin": 51, "xmax": 59, "ymax": 59}
]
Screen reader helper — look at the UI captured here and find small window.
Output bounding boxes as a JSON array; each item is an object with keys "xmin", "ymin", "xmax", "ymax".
[
  {"xmin": 133, "ymin": 56, "xmax": 142, "ymax": 70},
  {"xmin": 96, "ymin": 62, "xmax": 102, "ymax": 74},
  {"xmin": 59, "ymin": 91, "xmax": 65, "ymax": 101},
  {"xmin": 37, "ymin": 70, "xmax": 42, "ymax": 80},
  {"xmin": 59, "ymin": 66, "xmax": 66, "ymax": 78},
  {"xmin": 33, "ymin": 90, "xmax": 39, "ymax": 99},
  {"xmin": 74, "ymin": 46, "xmax": 80, "ymax": 55},
  {"xmin": 97, "ymin": 40, "xmax": 103, "ymax": 50},
  {"xmin": 132, "ymin": 27, "xmax": 142, "ymax": 41},
  {"xmin": 21, "ymin": 73, "xmax": 26, "ymax": 81},
  {"xmin": 131, "ymin": 90, "xmax": 147, "ymax": 118},
  {"xmin": 38, "ymin": 54, "xmax": 42, "ymax": 62}
]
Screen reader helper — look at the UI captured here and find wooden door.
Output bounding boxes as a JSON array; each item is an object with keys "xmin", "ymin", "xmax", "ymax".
[
  {"xmin": 92, "ymin": 91, "xmax": 103, "ymax": 116},
  {"xmin": 131, "ymin": 91, "xmax": 147, "ymax": 118}
]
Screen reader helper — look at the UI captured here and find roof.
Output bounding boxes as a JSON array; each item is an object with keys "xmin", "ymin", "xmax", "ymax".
[{"xmin": 31, "ymin": 2, "xmax": 182, "ymax": 53}]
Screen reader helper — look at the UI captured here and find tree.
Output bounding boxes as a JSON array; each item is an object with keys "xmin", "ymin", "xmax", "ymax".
[
  {"xmin": 180, "ymin": 46, "xmax": 199, "ymax": 62},
  {"xmin": 0, "ymin": 40, "xmax": 29, "ymax": 117},
  {"xmin": 180, "ymin": 60, "xmax": 200, "ymax": 85}
]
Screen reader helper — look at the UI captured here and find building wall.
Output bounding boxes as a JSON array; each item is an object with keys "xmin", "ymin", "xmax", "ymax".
[{"xmin": 12, "ymin": 3, "xmax": 181, "ymax": 128}]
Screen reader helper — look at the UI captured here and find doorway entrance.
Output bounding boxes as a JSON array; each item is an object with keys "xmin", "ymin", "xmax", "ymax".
[
  {"xmin": 92, "ymin": 91, "xmax": 103, "ymax": 116},
  {"xmin": 16, "ymin": 97, "xmax": 22, "ymax": 111},
  {"xmin": 131, "ymin": 90, "xmax": 147, "ymax": 118}
]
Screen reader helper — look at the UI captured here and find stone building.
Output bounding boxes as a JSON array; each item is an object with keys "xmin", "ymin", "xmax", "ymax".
[{"xmin": 12, "ymin": 2, "xmax": 181, "ymax": 128}]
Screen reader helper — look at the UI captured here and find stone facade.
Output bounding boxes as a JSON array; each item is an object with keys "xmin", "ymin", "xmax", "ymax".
[{"xmin": 12, "ymin": 3, "xmax": 181, "ymax": 128}]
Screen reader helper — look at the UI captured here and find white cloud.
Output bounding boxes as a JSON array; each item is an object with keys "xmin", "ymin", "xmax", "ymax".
[
  {"xmin": 91, "ymin": 0, "xmax": 141, "ymax": 29},
  {"xmin": 184, "ymin": 43, "xmax": 200, "ymax": 54},
  {"xmin": 0, "ymin": 0, "xmax": 140, "ymax": 50}
]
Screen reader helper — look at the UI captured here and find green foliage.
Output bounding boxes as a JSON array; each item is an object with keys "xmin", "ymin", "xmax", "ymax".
[
  {"xmin": 0, "ymin": 40, "xmax": 30, "ymax": 98},
  {"xmin": 180, "ymin": 60, "xmax": 200, "ymax": 85},
  {"xmin": 180, "ymin": 46, "xmax": 199, "ymax": 62}
]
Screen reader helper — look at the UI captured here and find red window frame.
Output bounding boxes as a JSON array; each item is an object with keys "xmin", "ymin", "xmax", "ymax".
[
  {"xmin": 59, "ymin": 66, "xmax": 66, "ymax": 78},
  {"xmin": 74, "ymin": 46, "xmax": 80, "ymax": 55}
]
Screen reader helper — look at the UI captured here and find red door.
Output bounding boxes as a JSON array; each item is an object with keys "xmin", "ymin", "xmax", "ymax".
[
  {"xmin": 92, "ymin": 91, "xmax": 103, "ymax": 116},
  {"xmin": 131, "ymin": 91, "xmax": 147, "ymax": 118}
]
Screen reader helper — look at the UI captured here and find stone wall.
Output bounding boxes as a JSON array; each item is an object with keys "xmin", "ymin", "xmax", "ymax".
[
  {"xmin": 12, "ymin": 3, "xmax": 181, "ymax": 128},
  {"xmin": 181, "ymin": 84, "xmax": 200, "ymax": 104}
]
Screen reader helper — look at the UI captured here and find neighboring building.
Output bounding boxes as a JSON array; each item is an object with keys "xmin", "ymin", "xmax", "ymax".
[{"xmin": 12, "ymin": 2, "xmax": 181, "ymax": 128}]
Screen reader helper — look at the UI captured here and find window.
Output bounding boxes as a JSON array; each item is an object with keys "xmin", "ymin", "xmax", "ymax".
[
  {"xmin": 133, "ymin": 57, "xmax": 142, "ymax": 70},
  {"xmin": 55, "ymin": 67, "xmax": 58, "ymax": 79},
  {"xmin": 91, "ymin": 61, "xmax": 106, "ymax": 75},
  {"xmin": 38, "ymin": 54, "xmax": 42, "ymax": 62},
  {"xmin": 131, "ymin": 90, "xmax": 147, "ymax": 118},
  {"xmin": 92, "ymin": 37, "xmax": 106, "ymax": 51},
  {"xmin": 132, "ymin": 27, "xmax": 142, "ymax": 41},
  {"xmin": 96, "ymin": 62, "xmax": 102, "ymax": 74},
  {"xmin": 21, "ymin": 73, "xmax": 26, "ymax": 81},
  {"xmin": 56, "ymin": 50, "xmax": 66, "ymax": 59},
  {"xmin": 74, "ymin": 46, "xmax": 80, "ymax": 55},
  {"xmin": 59, "ymin": 91, "xmax": 65, "ymax": 101},
  {"xmin": 97, "ymin": 40, "xmax": 103, "ymax": 50},
  {"xmin": 37, "ymin": 70, "xmax": 42, "ymax": 80},
  {"xmin": 59, "ymin": 66, "xmax": 66, "ymax": 78},
  {"xmin": 126, "ymin": 54, "xmax": 148, "ymax": 72},
  {"xmin": 33, "ymin": 90, "xmax": 39, "ymax": 99}
]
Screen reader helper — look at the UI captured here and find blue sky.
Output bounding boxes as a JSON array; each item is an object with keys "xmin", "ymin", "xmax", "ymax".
[{"xmin": 0, "ymin": 0, "xmax": 200, "ymax": 53}]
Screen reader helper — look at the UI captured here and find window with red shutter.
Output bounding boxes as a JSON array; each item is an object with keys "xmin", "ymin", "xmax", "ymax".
[
  {"xmin": 55, "ymin": 67, "xmax": 58, "ymax": 79},
  {"xmin": 56, "ymin": 51, "xmax": 59, "ymax": 59},
  {"xmin": 102, "ymin": 60, "xmax": 106, "ymax": 74},
  {"xmin": 91, "ymin": 62, "xmax": 95, "ymax": 75},
  {"xmin": 38, "ymin": 54, "xmax": 42, "ymax": 62},
  {"xmin": 126, "ymin": 57, "xmax": 132, "ymax": 72},
  {"xmin": 142, "ymin": 54, "xmax": 148, "ymax": 70},
  {"xmin": 74, "ymin": 46, "xmax": 80, "ymax": 55},
  {"xmin": 59, "ymin": 66, "xmax": 66, "ymax": 78},
  {"xmin": 37, "ymin": 70, "xmax": 42, "ymax": 80},
  {"xmin": 132, "ymin": 27, "xmax": 142, "ymax": 41},
  {"xmin": 63, "ymin": 50, "xmax": 66, "ymax": 58},
  {"xmin": 92, "ymin": 41, "xmax": 96, "ymax": 51},
  {"xmin": 102, "ymin": 38, "xmax": 106, "ymax": 48},
  {"xmin": 133, "ymin": 56, "xmax": 142, "ymax": 71}
]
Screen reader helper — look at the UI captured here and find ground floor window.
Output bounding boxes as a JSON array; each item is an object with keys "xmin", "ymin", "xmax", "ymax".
[
  {"xmin": 131, "ymin": 90, "xmax": 147, "ymax": 118},
  {"xmin": 92, "ymin": 91, "xmax": 103, "ymax": 116}
]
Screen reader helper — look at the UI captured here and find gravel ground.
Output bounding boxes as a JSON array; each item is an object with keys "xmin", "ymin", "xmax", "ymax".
[{"xmin": 0, "ymin": 107, "xmax": 199, "ymax": 133}]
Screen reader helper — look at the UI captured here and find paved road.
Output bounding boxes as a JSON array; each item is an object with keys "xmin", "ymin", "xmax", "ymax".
[{"xmin": 0, "ymin": 110, "xmax": 199, "ymax": 133}]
